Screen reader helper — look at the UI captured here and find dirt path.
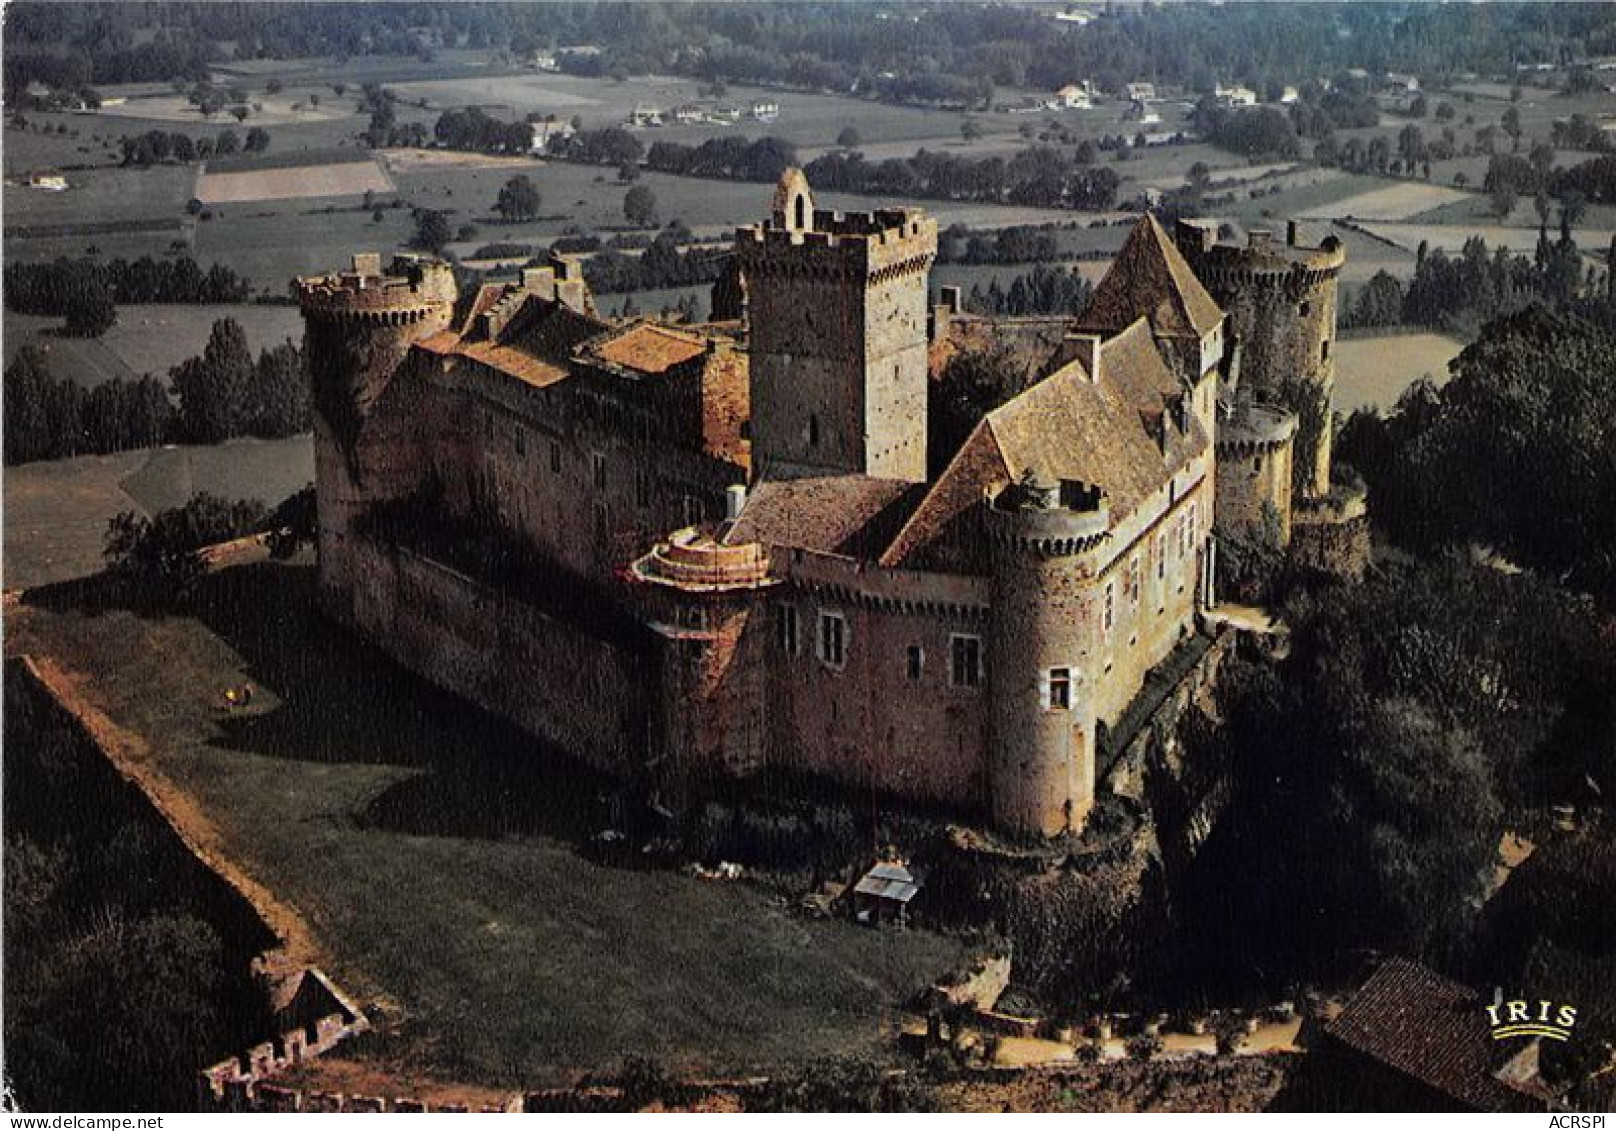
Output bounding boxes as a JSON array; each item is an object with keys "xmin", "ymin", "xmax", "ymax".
[{"xmin": 19, "ymin": 653, "xmax": 325, "ymax": 984}]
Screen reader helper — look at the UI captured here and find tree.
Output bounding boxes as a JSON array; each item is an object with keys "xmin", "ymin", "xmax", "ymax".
[
  {"xmin": 960, "ymin": 117, "xmax": 983, "ymax": 145},
  {"xmin": 1490, "ymin": 184, "xmax": 1518, "ymax": 219},
  {"xmin": 104, "ymin": 493, "xmax": 268, "ymax": 594},
  {"xmin": 63, "ymin": 275, "xmax": 116, "ymax": 337},
  {"xmin": 836, "ymin": 125, "xmax": 861, "ymax": 149},
  {"xmin": 494, "ymin": 174, "xmax": 541, "ymax": 222},
  {"xmin": 246, "ymin": 341, "xmax": 308, "ymax": 438},
  {"xmin": 1345, "ymin": 269, "xmax": 1405, "ymax": 328},
  {"xmin": 170, "ymin": 318, "xmax": 253, "ymax": 444},
  {"xmin": 229, "ymin": 105, "xmax": 249, "ymax": 124},
  {"xmin": 411, "ymin": 208, "xmax": 451, "ymax": 253},
  {"xmin": 623, "ymin": 184, "xmax": 659, "ymax": 228},
  {"xmin": 244, "ymin": 126, "xmax": 270, "ymax": 152},
  {"xmin": 215, "ymin": 128, "xmax": 240, "ymax": 155}
]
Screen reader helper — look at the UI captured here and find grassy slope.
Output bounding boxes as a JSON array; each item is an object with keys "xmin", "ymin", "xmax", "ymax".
[{"xmin": 4, "ymin": 562, "xmax": 963, "ymax": 1088}]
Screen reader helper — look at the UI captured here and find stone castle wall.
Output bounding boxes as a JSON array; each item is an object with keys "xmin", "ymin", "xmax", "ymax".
[{"xmin": 350, "ymin": 539, "xmax": 653, "ymax": 780}]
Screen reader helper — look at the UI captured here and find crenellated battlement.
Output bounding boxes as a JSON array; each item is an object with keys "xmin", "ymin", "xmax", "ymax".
[
  {"xmin": 1175, "ymin": 220, "xmax": 1345, "ymax": 285},
  {"xmin": 984, "ymin": 478, "xmax": 1113, "ymax": 562},
  {"xmin": 736, "ymin": 211, "xmax": 937, "ymax": 281},
  {"xmin": 295, "ymin": 253, "xmax": 457, "ymax": 323}
]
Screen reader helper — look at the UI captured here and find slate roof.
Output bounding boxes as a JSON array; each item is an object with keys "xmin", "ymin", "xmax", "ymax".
[
  {"xmin": 884, "ymin": 317, "xmax": 1205, "ymax": 570},
  {"xmin": 725, "ymin": 476, "xmax": 921, "ymax": 558},
  {"xmin": 853, "ymin": 861, "xmax": 924, "ymax": 904},
  {"xmin": 1325, "ymin": 958, "xmax": 1548, "ymax": 1113},
  {"xmin": 1073, "ymin": 214, "xmax": 1223, "ymax": 339}
]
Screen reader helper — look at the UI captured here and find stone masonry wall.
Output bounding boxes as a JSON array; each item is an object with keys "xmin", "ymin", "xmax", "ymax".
[{"xmin": 349, "ymin": 539, "xmax": 651, "ymax": 780}]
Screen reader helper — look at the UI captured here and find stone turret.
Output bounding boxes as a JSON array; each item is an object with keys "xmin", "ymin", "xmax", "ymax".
[
  {"xmin": 737, "ymin": 169, "xmax": 938, "ymax": 483},
  {"xmin": 985, "ymin": 473, "xmax": 1112, "ymax": 838},
  {"xmin": 630, "ymin": 525, "xmax": 776, "ymax": 790},
  {"xmin": 1174, "ymin": 221, "xmax": 1344, "ymax": 500},
  {"xmin": 295, "ymin": 253, "xmax": 456, "ymax": 618}
]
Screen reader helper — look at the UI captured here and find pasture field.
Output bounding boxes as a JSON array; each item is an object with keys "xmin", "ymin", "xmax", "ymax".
[
  {"xmin": 4, "ymin": 304, "xmax": 305, "ymax": 386},
  {"xmin": 188, "ymin": 198, "xmax": 419, "ymax": 294},
  {"xmin": 1357, "ymin": 221, "xmax": 1616, "ymax": 258},
  {"xmin": 1303, "ymin": 181, "xmax": 1473, "ymax": 222},
  {"xmin": 90, "ymin": 92, "xmax": 352, "ymax": 127},
  {"xmin": 3, "ymin": 162, "xmax": 194, "ymax": 229},
  {"xmin": 197, "ymin": 156, "xmax": 395, "ymax": 204},
  {"xmin": 2, "ymin": 435, "xmax": 312, "ymax": 591},
  {"xmin": 2, "ymin": 561, "xmax": 964, "ymax": 1087},
  {"xmin": 1333, "ymin": 330, "xmax": 1464, "ymax": 415}
]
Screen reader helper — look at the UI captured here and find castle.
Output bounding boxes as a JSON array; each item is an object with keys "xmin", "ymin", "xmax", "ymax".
[{"xmin": 295, "ymin": 170, "xmax": 1349, "ymax": 839}]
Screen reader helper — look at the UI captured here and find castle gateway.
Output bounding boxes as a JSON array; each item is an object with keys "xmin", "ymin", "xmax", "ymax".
[{"xmin": 296, "ymin": 171, "xmax": 1343, "ymax": 839}]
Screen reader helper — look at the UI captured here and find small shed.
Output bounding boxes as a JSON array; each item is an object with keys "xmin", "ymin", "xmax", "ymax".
[{"xmin": 853, "ymin": 861, "xmax": 924, "ymax": 926}]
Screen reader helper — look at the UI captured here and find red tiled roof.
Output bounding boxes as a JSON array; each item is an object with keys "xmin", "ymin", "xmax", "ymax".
[
  {"xmin": 1325, "ymin": 958, "xmax": 1547, "ymax": 1112},
  {"xmin": 726, "ymin": 476, "xmax": 921, "ymax": 558},
  {"xmin": 590, "ymin": 322, "xmax": 708, "ymax": 376},
  {"xmin": 457, "ymin": 341, "xmax": 570, "ymax": 389},
  {"xmin": 1074, "ymin": 214, "xmax": 1222, "ymax": 339}
]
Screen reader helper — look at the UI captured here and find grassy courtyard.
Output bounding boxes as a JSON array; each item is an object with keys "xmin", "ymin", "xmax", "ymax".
[{"xmin": 3, "ymin": 562, "xmax": 963, "ymax": 1089}]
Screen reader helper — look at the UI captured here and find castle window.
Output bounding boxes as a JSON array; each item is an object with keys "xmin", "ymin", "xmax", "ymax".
[
  {"xmin": 550, "ymin": 441, "xmax": 562, "ymax": 473},
  {"xmin": 906, "ymin": 644, "xmax": 925, "ymax": 681},
  {"xmin": 775, "ymin": 603, "xmax": 799, "ymax": 654},
  {"xmin": 1103, "ymin": 582, "xmax": 1115, "ymax": 635},
  {"xmin": 794, "ymin": 192, "xmax": 806, "ymax": 231},
  {"xmin": 1190, "ymin": 502, "xmax": 1199, "ymax": 543},
  {"xmin": 1156, "ymin": 533, "xmax": 1167, "ymax": 581},
  {"xmin": 1321, "ymin": 339, "xmax": 1331, "ymax": 362},
  {"xmin": 1299, "ymin": 301, "xmax": 1311, "ymax": 317},
  {"xmin": 1126, "ymin": 556, "xmax": 1141, "ymax": 606},
  {"xmin": 817, "ymin": 610, "xmax": 847, "ymax": 670},
  {"xmin": 1252, "ymin": 454, "xmax": 1263, "ymax": 475},
  {"xmin": 682, "ymin": 494, "xmax": 701, "ymax": 526},
  {"xmin": 808, "ymin": 414, "xmax": 820, "ymax": 448},
  {"xmin": 515, "ymin": 427, "xmax": 525, "ymax": 457},
  {"xmin": 949, "ymin": 634, "xmax": 983, "ymax": 689},
  {"xmin": 592, "ymin": 451, "xmax": 607, "ymax": 490},
  {"xmin": 1045, "ymin": 667, "xmax": 1072, "ymax": 711}
]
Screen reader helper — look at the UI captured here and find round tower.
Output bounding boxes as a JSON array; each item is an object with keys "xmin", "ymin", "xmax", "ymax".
[
  {"xmin": 629, "ymin": 522, "xmax": 777, "ymax": 796},
  {"xmin": 1178, "ymin": 224, "xmax": 1345, "ymax": 500},
  {"xmin": 294, "ymin": 253, "xmax": 456, "ymax": 616},
  {"xmin": 985, "ymin": 473, "xmax": 1112, "ymax": 839}
]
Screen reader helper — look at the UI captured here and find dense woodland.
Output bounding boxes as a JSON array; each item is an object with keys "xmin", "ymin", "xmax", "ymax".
[{"xmin": 3, "ymin": 318, "xmax": 309, "ymax": 465}]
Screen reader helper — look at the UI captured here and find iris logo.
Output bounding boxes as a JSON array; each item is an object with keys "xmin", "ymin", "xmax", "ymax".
[{"xmin": 1486, "ymin": 998, "xmax": 1577, "ymax": 1042}]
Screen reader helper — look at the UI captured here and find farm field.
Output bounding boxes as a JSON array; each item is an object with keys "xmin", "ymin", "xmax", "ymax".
[
  {"xmin": 91, "ymin": 92, "xmax": 352, "ymax": 127},
  {"xmin": 1357, "ymin": 221, "xmax": 1616, "ymax": 258},
  {"xmin": 1332, "ymin": 330, "xmax": 1463, "ymax": 415},
  {"xmin": 3, "ymin": 436, "xmax": 312, "ymax": 591},
  {"xmin": 1302, "ymin": 181, "xmax": 1472, "ymax": 222},
  {"xmin": 3, "ymin": 305, "xmax": 305, "ymax": 387},
  {"xmin": 196, "ymin": 155, "xmax": 395, "ymax": 203},
  {"xmin": 2, "ymin": 561, "xmax": 965, "ymax": 1087}
]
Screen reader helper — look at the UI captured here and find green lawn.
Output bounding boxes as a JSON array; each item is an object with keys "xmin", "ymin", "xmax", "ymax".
[
  {"xmin": 4, "ymin": 562, "xmax": 963, "ymax": 1088},
  {"xmin": 4, "ymin": 304, "xmax": 305, "ymax": 386},
  {"xmin": 3, "ymin": 436, "xmax": 313, "ymax": 591}
]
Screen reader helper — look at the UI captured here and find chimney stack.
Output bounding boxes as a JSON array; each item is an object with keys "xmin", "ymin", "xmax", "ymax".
[{"xmin": 1058, "ymin": 332, "xmax": 1103, "ymax": 382}]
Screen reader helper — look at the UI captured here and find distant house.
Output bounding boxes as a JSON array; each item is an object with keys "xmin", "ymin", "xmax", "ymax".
[
  {"xmin": 1320, "ymin": 959, "xmax": 1552, "ymax": 1113},
  {"xmin": 709, "ymin": 105, "xmax": 742, "ymax": 124},
  {"xmin": 25, "ymin": 172, "xmax": 68, "ymax": 192},
  {"xmin": 1125, "ymin": 81, "xmax": 1156, "ymax": 101},
  {"xmin": 1054, "ymin": 83, "xmax": 1093, "ymax": 109},
  {"xmin": 672, "ymin": 104, "xmax": 706, "ymax": 125},
  {"xmin": 750, "ymin": 100, "xmax": 779, "ymax": 122},
  {"xmin": 1386, "ymin": 72, "xmax": 1421, "ymax": 92},
  {"xmin": 1278, "ymin": 85, "xmax": 1301, "ymax": 104},
  {"xmin": 530, "ymin": 119, "xmax": 575, "ymax": 153},
  {"xmin": 1215, "ymin": 84, "xmax": 1258, "ymax": 108},
  {"xmin": 628, "ymin": 104, "xmax": 665, "ymax": 128},
  {"xmin": 530, "ymin": 51, "xmax": 559, "ymax": 72}
]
